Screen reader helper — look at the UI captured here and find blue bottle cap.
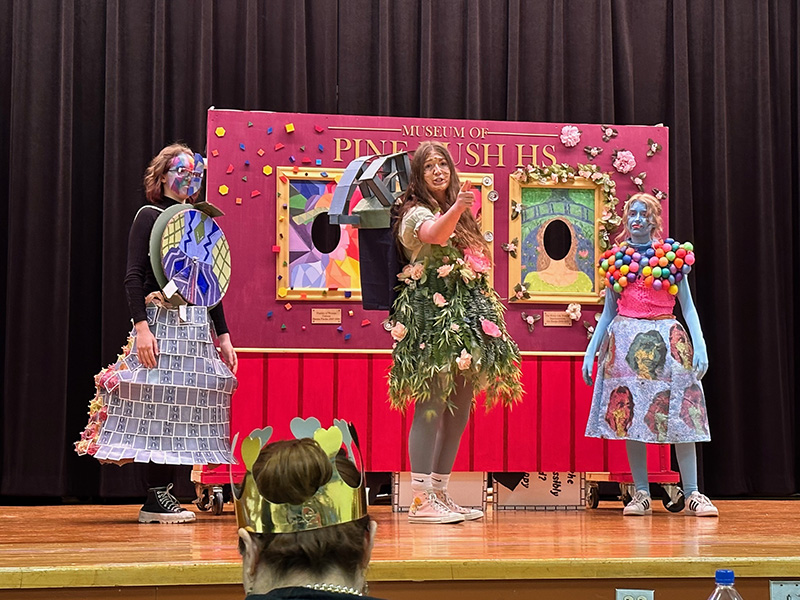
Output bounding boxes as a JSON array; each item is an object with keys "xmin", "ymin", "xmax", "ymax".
[{"xmin": 715, "ymin": 569, "xmax": 735, "ymax": 585}]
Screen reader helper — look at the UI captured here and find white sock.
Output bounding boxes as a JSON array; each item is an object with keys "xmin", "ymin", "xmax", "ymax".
[
  {"xmin": 410, "ymin": 472, "xmax": 431, "ymax": 494},
  {"xmin": 431, "ymin": 472, "xmax": 450, "ymax": 491}
]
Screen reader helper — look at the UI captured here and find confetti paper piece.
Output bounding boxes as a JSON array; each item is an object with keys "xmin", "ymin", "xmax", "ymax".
[
  {"xmin": 275, "ymin": 143, "xmax": 285, "ymax": 151},
  {"xmin": 241, "ymin": 176, "xmax": 247, "ymax": 182},
  {"xmin": 279, "ymin": 215, "xmax": 284, "ymax": 221},
  {"xmin": 263, "ymin": 165, "xmax": 273, "ymax": 176},
  {"xmin": 214, "ymin": 127, "xmax": 226, "ymax": 137},
  {"xmin": 322, "ymin": 290, "xmax": 327, "ymax": 296},
  {"xmin": 277, "ymin": 287, "xmax": 288, "ymax": 297},
  {"xmin": 301, "ymin": 326, "xmax": 306, "ymax": 331},
  {"xmin": 292, "ymin": 166, "xmax": 299, "ymax": 173},
  {"xmin": 302, "ymin": 157, "xmax": 312, "ymax": 164},
  {"xmin": 247, "ymin": 121, "xmax": 253, "ymax": 127},
  {"xmin": 281, "ymin": 324, "xmax": 286, "ymax": 330},
  {"xmin": 283, "ymin": 261, "xmax": 287, "ymax": 267},
  {"xmin": 290, "ymin": 156, "xmax": 297, "ymax": 163},
  {"xmin": 336, "ymin": 326, "xmax": 343, "ymax": 333},
  {"xmin": 245, "ymin": 160, "xmax": 250, "ymax": 166},
  {"xmin": 226, "ymin": 164, "xmax": 234, "ymax": 174},
  {"xmin": 211, "ymin": 149, "xmax": 219, "ymax": 157},
  {"xmin": 282, "ymin": 203, "xmax": 287, "ymax": 209},
  {"xmin": 315, "ymin": 125, "xmax": 324, "ymax": 133},
  {"xmin": 267, "ymin": 311, "xmax": 273, "ymax": 318},
  {"xmin": 271, "ymin": 245, "xmax": 281, "ymax": 253},
  {"xmin": 300, "ymin": 293, "xmax": 307, "ymax": 299},
  {"xmin": 267, "ymin": 127, "xmax": 273, "ymax": 134},
  {"xmin": 251, "ymin": 189, "xmax": 261, "ymax": 198},
  {"xmin": 320, "ymin": 171, "xmax": 328, "ymax": 177},
  {"xmin": 300, "ymin": 145, "xmax": 306, "ymax": 152},
  {"xmin": 257, "ymin": 148, "xmax": 265, "ymax": 157},
  {"xmin": 344, "ymin": 334, "xmax": 351, "ymax": 341},
  {"xmin": 279, "ymin": 175, "xmax": 288, "ymax": 184},
  {"xmin": 344, "ymin": 291, "xmax": 352, "ymax": 298},
  {"xmin": 277, "ymin": 274, "xmax": 282, "ymax": 280},
  {"xmin": 315, "ymin": 159, "xmax": 322, "ymax": 166},
  {"xmin": 235, "ymin": 197, "xmax": 242, "ymax": 205},
  {"xmin": 348, "ymin": 310, "xmax": 354, "ymax": 317},
  {"xmin": 284, "ymin": 303, "xmax": 293, "ymax": 311},
  {"xmin": 318, "ymin": 144, "xmax": 324, "ymax": 152},
  {"xmin": 218, "ymin": 185, "xmax": 229, "ymax": 196},
  {"xmin": 361, "ymin": 319, "xmax": 371, "ymax": 327},
  {"xmin": 285, "ymin": 123, "xmax": 295, "ymax": 133},
  {"xmin": 239, "ymin": 143, "xmax": 246, "ymax": 151}
]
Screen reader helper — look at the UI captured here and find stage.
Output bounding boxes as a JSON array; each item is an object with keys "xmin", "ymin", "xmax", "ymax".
[{"xmin": 1, "ymin": 500, "xmax": 798, "ymax": 599}]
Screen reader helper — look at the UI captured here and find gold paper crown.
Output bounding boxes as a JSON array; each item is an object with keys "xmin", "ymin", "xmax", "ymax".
[{"xmin": 231, "ymin": 417, "xmax": 368, "ymax": 534}]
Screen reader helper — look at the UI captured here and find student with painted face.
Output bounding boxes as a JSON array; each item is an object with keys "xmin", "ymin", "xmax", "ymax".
[
  {"xmin": 388, "ymin": 142, "xmax": 523, "ymax": 524},
  {"xmin": 582, "ymin": 193, "xmax": 718, "ymax": 517},
  {"xmin": 75, "ymin": 143, "xmax": 238, "ymax": 523}
]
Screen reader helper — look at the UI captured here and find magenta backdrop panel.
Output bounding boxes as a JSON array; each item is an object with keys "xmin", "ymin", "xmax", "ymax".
[{"xmin": 206, "ymin": 110, "xmax": 669, "ymax": 352}]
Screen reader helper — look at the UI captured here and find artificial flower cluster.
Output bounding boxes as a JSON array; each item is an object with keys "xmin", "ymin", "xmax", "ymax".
[
  {"xmin": 74, "ymin": 341, "xmax": 133, "ymax": 457},
  {"xmin": 599, "ymin": 239, "xmax": 695, "ymax": 295}
]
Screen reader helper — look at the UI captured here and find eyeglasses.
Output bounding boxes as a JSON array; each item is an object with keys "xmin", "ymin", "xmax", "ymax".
[
  {"xmin": 169, "ymin": 166, "xmax": 205, "ymax": 177},
  {"xmin": 423, "ymin": 160, "xmax": 450, "ymax": 174}
]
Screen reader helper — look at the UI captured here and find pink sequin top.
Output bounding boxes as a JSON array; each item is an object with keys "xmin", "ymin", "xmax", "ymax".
[{"xmin": 616, "ymin": 277, "xmax": 676, "ymax": 318}]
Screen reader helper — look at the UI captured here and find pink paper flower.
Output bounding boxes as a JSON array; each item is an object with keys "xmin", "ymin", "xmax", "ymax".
[
  {"xmin": 566, "ymin": 303, "xmax": 582, "ymax": 321},
  {"xmin": 463, "ymin": 248, "xmax": 491, "ymax": 274},
  {"xmin": 612, "ymin": 149, "xmax": 636, "ymax": 174},
  {"xmin": 481, "ymin": 318, "xmax": 502, "ymax": 338},
  {"xmin": 437, "ymin": 264, "xmax": 454, "ymax": 278},
  {"xmin": 433, "ymin": 293, "xmax": 448, "ymax": 308},
  {"xmin": 450, "ymin": 323, "xmax": 460, "ymax": 332},
  {"xmin": 390, "ymin": 322, "xmax": 408, "ymax": 341},
  {"xmin": 560, "ymin": 125, "xmax": 581, "ymax": 147},
  {"xmin": 456, "ymin": 349, "xmax": 472, "ymax": 370}
]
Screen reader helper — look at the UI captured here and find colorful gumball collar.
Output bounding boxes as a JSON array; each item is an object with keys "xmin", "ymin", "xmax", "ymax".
[{"xmin": 598, "ymin": 238, "xmax": 695, "ymax": 295}]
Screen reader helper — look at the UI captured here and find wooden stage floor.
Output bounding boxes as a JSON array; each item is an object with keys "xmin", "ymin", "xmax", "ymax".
[{"xmin": 1, "ymin": 500, "xmax": 799, "ymax": 599}]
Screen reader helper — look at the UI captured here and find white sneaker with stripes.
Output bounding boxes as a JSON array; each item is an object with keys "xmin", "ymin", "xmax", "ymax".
[
  {"xmin": 622, "ymin": 490, "xmax": 653, "ymax": 516},
  {"xmin": 685, "ymin": 492, "xmax": 719, "ymax": 517}
]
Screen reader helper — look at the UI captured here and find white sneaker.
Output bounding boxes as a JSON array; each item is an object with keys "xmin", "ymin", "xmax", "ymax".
[
  {"xmin": 622, "ymin": 490, "xmax": 653, "ymax": 516},
  {"xmin": 408, "ymin": 490, "xmax": 465, "ymax": 524},
  {"xmin": 434, "ymin": 489, "xmax": 484, "ymax": 520},
  {"xmin": 685, "ymin": 492, "xmax": 719, "ymax": 517}
]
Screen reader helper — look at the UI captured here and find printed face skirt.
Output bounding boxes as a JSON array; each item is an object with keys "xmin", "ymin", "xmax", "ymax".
[{"xmin": 584, "ymin": 315, "xmax": 710, "ymax": 443}]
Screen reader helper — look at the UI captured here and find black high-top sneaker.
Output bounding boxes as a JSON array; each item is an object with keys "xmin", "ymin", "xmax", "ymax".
[{"xmin": 138, "ymin": 483, "xmax": 196, "ymax": 524}]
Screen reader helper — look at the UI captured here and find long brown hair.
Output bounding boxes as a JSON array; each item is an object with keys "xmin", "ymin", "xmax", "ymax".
[
  {"xmin": 616, "ymin": 192, "xmax": 663, "ymax": 243},
  {"xmin": 392, "ymin": 141, "xmax": 489, "ymax": 255},
  {"xmin": 142, "ymin": 143, "xmax": 193, "ymax": 202},
  {"xmin": 245, "ymin": 438, "xmax": 371, "ymax": 578}
]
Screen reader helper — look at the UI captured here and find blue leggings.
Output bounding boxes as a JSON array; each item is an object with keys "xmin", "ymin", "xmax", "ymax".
[{"xmin": 626, "ymin": 440, "xmax": 698, "ymax": 496}]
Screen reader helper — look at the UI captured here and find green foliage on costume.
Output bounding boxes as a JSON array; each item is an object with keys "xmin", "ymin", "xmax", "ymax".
[{"xmin": 388, "ymin": 245, "xmax": 523, "ymax": 411}]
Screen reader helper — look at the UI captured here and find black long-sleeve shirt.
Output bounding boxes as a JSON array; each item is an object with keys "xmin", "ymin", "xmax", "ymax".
[{"xmin": 123, "ymin": 197, "xmax": 229, "ymax": 334}]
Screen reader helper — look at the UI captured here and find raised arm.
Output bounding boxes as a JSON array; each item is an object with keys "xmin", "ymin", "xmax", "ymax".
[
  {"xmin": 582, "ymin": 289, "xmax": 619, "ymax": 385},
  {"xmin": 676, "ymin": 276, "xmax": 708, "ymax": 378}
]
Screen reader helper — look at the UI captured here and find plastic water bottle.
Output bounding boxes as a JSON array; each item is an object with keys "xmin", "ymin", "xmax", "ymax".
[{"xmin": 707, "ymin": 569, "xmax": 743, "ymax": 600}]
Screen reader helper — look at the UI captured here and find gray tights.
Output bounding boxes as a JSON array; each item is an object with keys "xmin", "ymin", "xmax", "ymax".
[{"xmin": 408, "ymin": 375, "xmax": 473, "ymax": 475}]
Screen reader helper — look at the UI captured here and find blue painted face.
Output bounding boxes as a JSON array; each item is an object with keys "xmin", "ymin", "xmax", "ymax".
[{"xmin": 627, "ymin": 200, "xmax": 652, "ymax": 244}]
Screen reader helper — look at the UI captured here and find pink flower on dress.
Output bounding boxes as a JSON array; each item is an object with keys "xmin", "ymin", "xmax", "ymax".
[
  {"xmin": 612, "ymin": 149, "xmax": 636, "ymax": 174},
  {"xmin": 559, "ymin": 125, "xmax": 581, "ymax": 147},
  {"xmin": 437, "ymin": 264, "xmax": 454, "ymax": 278},
  {"xmin": 463, "ymin": 248, "xmax": 491, "ymax": 274},
  {"xmin": 450, "ymin": 323, "xmax": 460, "ymax": 332},
  {"xmin": 481, "ymin": 319, "xmax": 502, "ymax": 338},
  {"xmin": 390, "ymin": 322, "xmax": 408, "ymax": 341},
  {"xmin": 433, "ymin": 293, "xmax": 448, "ymax": 308},
  {"xmin": 456, "ymin": 349, "xmax": 472, "ymax": 370}
]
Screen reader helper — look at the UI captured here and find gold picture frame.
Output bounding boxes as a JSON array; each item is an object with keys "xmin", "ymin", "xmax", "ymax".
[{"xmin": 507, "ymin": 176, "xmax": 604, "ymax": 304}]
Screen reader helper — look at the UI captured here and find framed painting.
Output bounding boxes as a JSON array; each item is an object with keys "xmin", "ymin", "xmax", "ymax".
[{"xmin": 508, "ymin": 175, "xmax": 604, "ymax": 304}]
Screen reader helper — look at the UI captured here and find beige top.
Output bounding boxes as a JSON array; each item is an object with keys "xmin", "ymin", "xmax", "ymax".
[{"xmin": 398, "ymin": 205, "xmax": 440, "ymax": 262}]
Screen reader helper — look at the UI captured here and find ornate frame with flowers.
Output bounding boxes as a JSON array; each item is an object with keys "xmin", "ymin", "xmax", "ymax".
[{"xmin": 507, "ymin": 162, "xmax": 620, "ymax": 304}]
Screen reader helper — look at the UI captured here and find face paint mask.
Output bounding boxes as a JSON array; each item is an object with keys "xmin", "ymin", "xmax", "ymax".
[{"xmin": 166, "ymin": 153, "xmax": 205, "ymax": 198}]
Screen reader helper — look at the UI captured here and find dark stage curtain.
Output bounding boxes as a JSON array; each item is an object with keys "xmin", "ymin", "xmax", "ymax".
[{"xmin": 1, "ymin": 0, "xmax": 798, "ymax": 499}]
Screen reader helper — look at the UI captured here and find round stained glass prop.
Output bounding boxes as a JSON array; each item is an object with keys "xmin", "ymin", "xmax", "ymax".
[{"xmin": 150, "ymin": 205, "xmax": 231, "ymax": 307}]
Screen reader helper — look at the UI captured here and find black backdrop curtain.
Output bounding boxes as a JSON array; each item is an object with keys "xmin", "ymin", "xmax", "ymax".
[{"xmin": 1, "ymin": 0, "xmax": 798, "ymax": 499}]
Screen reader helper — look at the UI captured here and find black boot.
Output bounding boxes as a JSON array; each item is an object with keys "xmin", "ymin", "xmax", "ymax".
[{"xmin": 138, "ymin": 483, "xmax": 196, "ymax": 524}]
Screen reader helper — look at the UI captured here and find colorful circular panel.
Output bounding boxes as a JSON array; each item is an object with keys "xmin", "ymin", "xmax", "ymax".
[{"xmin": 151, "ymin": 207, "xmax": 231, "ymax": 307}]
